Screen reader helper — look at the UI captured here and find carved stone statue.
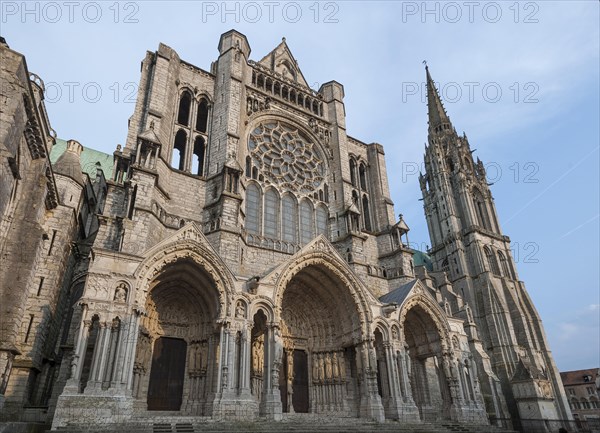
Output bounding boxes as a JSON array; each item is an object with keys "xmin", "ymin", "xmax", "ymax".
[
  {"xmin": 318, "ymin": 353, "xmax": 325, "ymax": 383},
  {"xmin": 312, "ymin": 353, "xmax": 319, "ymax": 383},
  {"xmin": 236, "ymin": 301, "xmax": 246, "ymax": 318},
  {"xmin": 325, "ymin": 352, "xmax": 332, "ymax": 380},
  {"xmin": 114, "ymin": 283, "xmax": 127, "ymax": 302},
  {"xmin": 70, "ymin": 353, "xmax": 79, "ymax": 378},
  {"xmin": 273, "ymin": 327, "xmax": 283, "ymax": 366},
  {"xmin": 338, "ymin": 351, "xmax": 346, "ymax": 380},
  {"xmin": 252, "ymin": 339, "xmax": 260, "ymax": 374},
  {"xmin": 332, "ymin": 351, "xmax": 340, "ymax": 379}
]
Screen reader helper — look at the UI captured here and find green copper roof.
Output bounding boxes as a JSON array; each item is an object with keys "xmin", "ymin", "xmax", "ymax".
[
  {"xmin": 412, "ymin": 249, "xmax": 433, "ymax": 271},
  {"xmin": 50, "ymin": 138, "xmax": 113, "ymax": 180}
]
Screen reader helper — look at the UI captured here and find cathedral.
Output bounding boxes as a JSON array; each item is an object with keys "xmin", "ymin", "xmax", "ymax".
[{"xmin": 0, "ymin": 31, "xmax": 573, "ymax": 432}]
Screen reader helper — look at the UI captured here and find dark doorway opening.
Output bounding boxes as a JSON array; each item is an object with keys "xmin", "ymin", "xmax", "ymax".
[
  {"xmin": 147, "ymin": 337, "xmax": 187, "ymax": 411},
  {"xmin": 292, "ymin": 349, "xmax": 309, "ymax": 413}
]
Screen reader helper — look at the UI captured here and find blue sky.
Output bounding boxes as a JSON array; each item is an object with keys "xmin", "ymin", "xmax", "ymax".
[{"xmin": 2, "ymin": 1, "xmax": 598, "ymax": 371}]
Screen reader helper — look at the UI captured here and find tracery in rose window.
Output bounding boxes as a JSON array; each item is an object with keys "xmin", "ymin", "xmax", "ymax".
[{"xmin": 248, "ymin": 121, "xmax": 325, "ymax": 194}]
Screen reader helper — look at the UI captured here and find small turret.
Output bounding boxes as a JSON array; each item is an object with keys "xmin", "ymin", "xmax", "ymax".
[{"xmin": 54, "ymin": 139, "xmax": 84, "ymax": 186}]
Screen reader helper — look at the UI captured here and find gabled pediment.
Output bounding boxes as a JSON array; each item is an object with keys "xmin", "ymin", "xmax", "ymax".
[
  {"xmin": 138, "ymin": 127, "xmax": 162, "ymax": 146},
  {"xmin": 258, "ymin": 37, "xmax": 310, "ymax": 88},
  {"xmin": 380, "ymin": 278, "xmax": 437, "ymax": 310},
  {"xmin": 136, "ymin": 222, "xmax": 237, "ymax": 282},
  {"xmin": 259, "ymin": 234, "xmax": 350, "ymax": 286}
]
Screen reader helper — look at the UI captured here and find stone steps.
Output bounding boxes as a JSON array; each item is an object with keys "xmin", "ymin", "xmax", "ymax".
[{"xmin": 51, "ymin": 418, "xmax": 519, "ymax": 433}]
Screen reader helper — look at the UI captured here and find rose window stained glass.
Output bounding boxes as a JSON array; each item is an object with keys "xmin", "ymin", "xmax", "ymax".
[{"xmin": 248, "ymin": 121, "xmax": 325, "ymax": 194}]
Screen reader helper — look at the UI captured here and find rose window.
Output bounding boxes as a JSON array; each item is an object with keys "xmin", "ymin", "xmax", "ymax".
[{"xmin": 248, "ymin": 121, "xmax": 325, "ymax": 193}]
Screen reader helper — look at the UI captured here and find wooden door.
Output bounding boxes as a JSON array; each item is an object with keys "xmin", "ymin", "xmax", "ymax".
[
  {"xmin": 147, "ymin": 337, "xmax": 187, "ymax": 411},
  {"xmin": 292, "ymin": 350, "xmax": 309, "ymax": 413}
]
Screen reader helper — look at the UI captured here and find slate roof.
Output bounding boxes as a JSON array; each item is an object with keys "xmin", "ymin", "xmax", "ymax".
[
  {"xmin": 560, "ymin": 368, "xmax": 599, "ymax": 386},
  {"xmin": 50, "ymin": 138, "xmax": 113, "ymax": 180},
  {"xmin": 379, "ymin": 279, "xmax": 418, "ymax": 304}
]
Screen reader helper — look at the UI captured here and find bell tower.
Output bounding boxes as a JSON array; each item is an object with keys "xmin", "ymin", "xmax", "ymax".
[{"xmin": 419, "ymin": 65, "xmax": 572, "ymax": 427}]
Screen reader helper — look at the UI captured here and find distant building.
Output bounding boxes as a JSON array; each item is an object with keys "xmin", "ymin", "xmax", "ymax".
[{"xmin": 560, "ymin": 368, "xmax": 600, "ymax": 425}]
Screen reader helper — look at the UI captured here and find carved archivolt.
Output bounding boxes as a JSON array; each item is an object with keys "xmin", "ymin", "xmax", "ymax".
[
  {"xmin": 249, "ymin": 298, "xmax": 275, "ymax": 322},
  {"xmin": 135, "ymin": 232, "xmax": 236, "ymax": 319},
  {"xmin": 273, "ymin": 250, "xmax": 374, "ymax": 335},
  {"xmin": 398, "ymin": 293, "xmax": 451, "ymax": 346}
]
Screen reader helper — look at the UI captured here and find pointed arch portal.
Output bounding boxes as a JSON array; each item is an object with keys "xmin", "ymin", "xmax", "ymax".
[
  {"xmin": 277, "ymin": 263, "xmax": 366, "ymax": 415},
  {"xmin": 402, "ymin": 304, "xmax": 452, "ymax": 421},
  {"xmin": 133, "ymin": 257, "xmax": 222, "ymax": 413}
]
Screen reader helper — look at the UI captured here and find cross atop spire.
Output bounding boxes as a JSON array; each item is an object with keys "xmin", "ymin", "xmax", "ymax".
[{"xmin": 425, "ymin": 65, "xmax": 451, "ymax": 133}]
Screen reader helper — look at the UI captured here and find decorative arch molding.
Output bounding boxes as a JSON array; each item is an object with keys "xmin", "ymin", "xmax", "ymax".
[
  {"xmin": 372, "ymin": 319, "xmax": 390, "ymax": 340},
  {"xmin": 134, "ymin": 223, "xmax": 237, "ymax": 319},
  {"xmin": 271, "ymin": 235, "xmax": 375, "ymax": 334},
  {"xmin": 249, "ymin": 297, "xmax": 276, "ymax": 323},
  {"xmin": 397, "ymin": 287, "xmax": 452, "ymax": 348}
]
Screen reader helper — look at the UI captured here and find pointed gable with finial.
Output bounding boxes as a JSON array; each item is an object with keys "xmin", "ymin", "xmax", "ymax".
[{"xmin": 258, "ymin": 37, "xmax": 310, "ymax": 88}]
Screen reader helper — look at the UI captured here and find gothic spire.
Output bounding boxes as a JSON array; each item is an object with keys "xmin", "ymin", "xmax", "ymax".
[{"xmin": 426, "ymin": 65, "xmax": 451, "ymax": 133}]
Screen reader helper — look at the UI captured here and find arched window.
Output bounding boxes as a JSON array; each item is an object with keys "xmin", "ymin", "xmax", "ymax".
[
  {"xmin": 498, "ymin": 251, "xmax": 510, "ymax": 278},
  {"xmin": 192, "ymin": 136, "xmax": 205, "ymax": 176},
  {"xmin": 282, "ymin": 195, "xmax": 297, "ymax": 243},
  {"xmin": 245, "ymin": 156, "xmax": 251, "ymax": 178},
  {"xmin": 473, "ymin": 188, "xmax": 491, "ymax": 230},
  {"xmin": 316, "ymin": 205, "xmax": 328, "ymax": 237},
  {"xmin": 177, "ymin": 91, "xmax": 192, "ymax": 126},
  {"xmin": 299, "ymin": 199, "xmax": 314, "ymax": 244},
  {"xmin": 464, "ymin": 157, "xmax": 472, "ymax": 172},
  {"xmin": 350, "ymin": 159, "xmax": 357, "ymax": 186},
  {"xmin": 441, "ymin": 258, "xmax": 449, "ymax": 273},
  {"xmin": 245, "ymin": 184, "xmax": 261, "ymax": 234},
  {"xmin": 172, "ymin": 129, "xmax": 187, "ymax": 170},
  {"xmin": 484, "ymin": 247, "xmax": 500, "ymax": 275},
  {"xmin": 263, "ymin": 189, "xmax": 280, "ymax": 239},
  {"xmin": 359, "ymin": 163, "xmax": 367, "ymax": 190},
  {"xmin": 362, "ymin": 195, "xmax": 372, "ymax": 231},
  {"xmin": 447, "ymin": 157, "xmax": 455, "ymax": 172},
  {"xmin": 195, "ymin": 98, "xmax": 209, "ymax": 133}
]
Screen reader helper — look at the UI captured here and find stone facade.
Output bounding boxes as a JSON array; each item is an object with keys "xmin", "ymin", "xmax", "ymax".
[{"xmin": 0, "ymin": 31, "xmax": 571, "ymax": 432}]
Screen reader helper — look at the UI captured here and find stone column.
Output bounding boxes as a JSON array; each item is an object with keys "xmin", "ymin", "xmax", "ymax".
[
  {"xmin": 358, "ymin": 338, "xmax": 385, "ymax": 422},
  {"xmin": 240, "ymin": 325, "xmax": 252, "ymax": 394},
  {"xmin": 383, "ymin": 342, "xmax": 403, "ymax": 418},
  {"xmin": 89, "ymin": 322, "xmax": 112, "ymax": 389},
  {"xmin": 124, "ymin": 311, "xmax": 141, "ymax": 390},
  {"xmin": 110, "ymin": 319, "xmax": 127, "ymax": 390},
  {"xmin": 259, "ymin": 324, "xmax": 282, "ymax": 420},
  {"xmin": 64, "ymin": 306, "xmax": 90, "ymax": 392},
  {"xmin": 65, "ymin": 317, "xmax": 93, "ymax": 392}
]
